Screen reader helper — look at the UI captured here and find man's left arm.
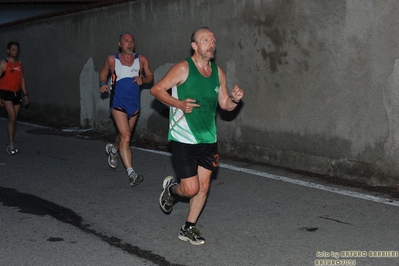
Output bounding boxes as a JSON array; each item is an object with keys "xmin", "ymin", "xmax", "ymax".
[
  {"xmin": 20, "ymin": 63, "xmax": 29, "ymax": 105},
  {"xmin": 139, "ymin": 55, "xmax": 154, "ymax": 85},
  {"xmin": 217, "ymin": 66, "xmax": 244, "ymax": 111},
  {"xmin": 0, "ymin": 60, "xmax": 5, "ymax": 106}
]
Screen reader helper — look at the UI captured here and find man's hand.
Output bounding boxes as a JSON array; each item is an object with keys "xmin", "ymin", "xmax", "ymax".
[
  {"xmin": 24, "ymin": 95, "xmax": 29, "ymax": 105},
  {"xmin": 100, "ymin": 84, "xmax": 110, "ymax": 93},
  {"xmin": 231, "ymin": 84, "xmax": 244, "ymax": 103},
  {"xmin": 180, "ymin": 98, "xmax": 200, "ymax": 113},
  {"xmin": 133, "ymin": 75, "xmax": 144, "ymax": 85}
]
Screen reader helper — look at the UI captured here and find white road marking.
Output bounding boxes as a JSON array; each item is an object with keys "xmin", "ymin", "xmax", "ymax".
[
  {"xmin": 1, "ymin": 118, "xmax": 50, "ymax": 128},
  {"xmin": 135, "ymin": 147, "xmax": 399, "ymax": 207},
  {"xmin": 7, "ymin": 120, "xmax": 396, "ymax": 207}
]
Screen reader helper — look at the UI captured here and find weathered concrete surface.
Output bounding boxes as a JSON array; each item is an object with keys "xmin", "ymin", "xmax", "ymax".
[{"xmin": 1, "ymin": 0, "xmax": 399, "ymax": 186}]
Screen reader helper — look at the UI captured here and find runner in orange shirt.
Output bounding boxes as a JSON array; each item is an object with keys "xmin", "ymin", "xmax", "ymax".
[{"xmin": 0, "ymin": 41, "xmax": 29, "ymax": 154}]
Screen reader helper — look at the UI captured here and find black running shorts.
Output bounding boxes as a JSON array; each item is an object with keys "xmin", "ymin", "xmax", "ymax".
[
  {"xmin": 170, "ymin": 140, "xmax": 220, "ymax": 179},
  {"xmin": 0, "ymin": 90, "xmax": 22, "ymax": 105}
]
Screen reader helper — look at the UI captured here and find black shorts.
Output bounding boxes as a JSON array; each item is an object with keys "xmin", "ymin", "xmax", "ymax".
[
  {"xmin": 170, "ymin": 140, "xmax": 220, "ymax": 179},
  {"xmin": 0, "ymin": 90, "xmax": 22, "ymax": 105}
]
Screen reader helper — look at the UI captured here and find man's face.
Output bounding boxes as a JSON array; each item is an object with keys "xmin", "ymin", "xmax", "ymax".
[
  {"xmin": 7, "ymin": 44, "xmax": 19, "ymax": 58},
  {"xmin": 193, "ymin": 30, "xmax": 216, "ymax": 60},
  {"xmin": 119, "ymin": 34, "xmax": 135, "ymax": 54}
]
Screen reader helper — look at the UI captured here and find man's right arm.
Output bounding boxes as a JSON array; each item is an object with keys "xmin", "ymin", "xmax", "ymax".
[
  {"xmin": 150, "ymin": 60, "xmax": 199, "ymax": 113},
  {"xmin": 0, "ymin": 60, "xmax": 6, "ymax": 78},
  {"xmin": 99, "ymin": 55, "xmax": 113, "ymax": 93}
]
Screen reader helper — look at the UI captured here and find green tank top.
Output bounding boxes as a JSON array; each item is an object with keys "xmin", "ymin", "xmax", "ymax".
[{"xmin": 168, "ymin": 57, "xmax": 220, "ymax": 144}]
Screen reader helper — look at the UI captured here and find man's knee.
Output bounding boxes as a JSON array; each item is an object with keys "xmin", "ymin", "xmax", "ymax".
[
  {"xmin": 119, "ymin": 132, "xmax": 131, "ymax": 144},
  {"xmin": 180, "ymin": 180, "xmax": 200, "ymax": 197},
  {"xmin": 181, "ymin": 187, "xmax": 199, "ymax": 198},
  {"xmin": 199, "ymin": 182, "xmax": 210, "ymax": 194},
  {"xmin": 8, "ymin": 113, "xmax": 17, "ymax": 124}
]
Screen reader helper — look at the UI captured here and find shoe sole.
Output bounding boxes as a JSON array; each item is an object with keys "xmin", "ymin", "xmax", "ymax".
[
  {"xmin": 159, "ymin": 176, "xmax": 175, "ymax": 213},
  {"xmin": 178, "ymin": 235, "xmax": 206, "ymax": 245},
  {"xmin": 163, "ymin": 175, "xmax": 175, "ymax": 189},
  {"xmin": 105, "ymin": 144, "xmax": 117, "ymax": 169},
  {"xmin": 159, "ymin": 192, "xmax": 173, "ymax": 213}
]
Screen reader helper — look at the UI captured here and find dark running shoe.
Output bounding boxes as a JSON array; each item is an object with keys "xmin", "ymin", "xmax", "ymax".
[
  {"xmin": 105, "ymin": 143, "xmax": 118, "ymax": 169},
  {"xmin": 159, "ymin": 176, "xmax": 177, "ymax": 213},
  {"xmin": 6, "ymin": 144, "xmax": 18, "ymax": 155},
  {"xmin": 129, "ymin": 172, "xmax": 144, "ymax": 187},
  {"xmin": 178, "ymin": 225, "xmax": 206, "ymax": 245}
]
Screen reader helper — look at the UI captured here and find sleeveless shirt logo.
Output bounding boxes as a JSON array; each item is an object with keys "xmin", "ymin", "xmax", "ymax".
[{"xmin": 7, "ymin": 66, "xmax": 21, "ymax": 73}]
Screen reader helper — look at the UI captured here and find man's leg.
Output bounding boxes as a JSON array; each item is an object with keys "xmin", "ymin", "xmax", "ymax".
[
  {"xmin": 111, "ymin": 109, "xmax": 134, "ymax": 169},
  {"xmin": 112, "ymin": 134, "xmax": 121, "ymax": 151},
  {"xmin": 170, "ymin": 167, "xmax": 211, "ymax": 245},
  {"xmin": 4, "ymin": 101, "xmax": 20, "ymax": 143},
  {"xmin": 185, "ymin": 166, "xmax": 212, "ymax": 223},
  {"xmin": 111, "ymin": 109, "xmax": 142, "ymax": 186},
  {"xmin": 171, "ymin": 166, "xmax": 211, "ymax": 222}
]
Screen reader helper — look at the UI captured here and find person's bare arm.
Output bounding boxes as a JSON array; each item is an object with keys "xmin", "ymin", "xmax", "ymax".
[
  {"xmin": 0, "ymin": 59, "xmax": 6, "ymax": 77},
  {"xmin": 0, "ymin": 60, "xmax": 6, "ymax": 106},
  {"xmin": 150, "ymin": 60, "xmax": 199, "ymax": 113},
  {"xmin": 135, "ymin": 54, "xmax": 154, "ymax": 85},
  {"xmin": 217, "ymin": 66, "xmax": 244, "ymax": 111},
  {"xmin": 99, "ymin": 55, "xmax": 114, "ymax": 93},
  {"xmin": 20, "ymin": 62, "xmax": 29, "ymax": 105}
]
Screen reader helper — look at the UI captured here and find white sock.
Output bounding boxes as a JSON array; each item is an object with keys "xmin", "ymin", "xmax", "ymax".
[
  {"xmin": 111, "ymin": 146, "xmax": 118, "ymax": 154},
  {"xmin": 127, "ymin": 167, "xmax": 134, "ymax": 176}
]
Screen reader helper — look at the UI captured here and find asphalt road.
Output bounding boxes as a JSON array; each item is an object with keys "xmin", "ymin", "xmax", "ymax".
[{"xmin": 0, "ymin": 118, "xmax": 399, "ymax": 266}]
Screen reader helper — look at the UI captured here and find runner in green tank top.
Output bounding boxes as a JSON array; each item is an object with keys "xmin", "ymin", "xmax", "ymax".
[
  {"xmin": 151, "ymin": 27, "xmax": 244, "ymax": 245},
  {"xmin": 168, "ymin": 57, "xmax": 219, "ymax": 144}
]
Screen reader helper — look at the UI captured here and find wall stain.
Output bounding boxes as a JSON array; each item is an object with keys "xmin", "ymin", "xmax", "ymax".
[
  {"xmin": 240, "ymin": 1, "xmax": 292, "ymax": 73},
  {"xmin": 241, "ymin": 0, "xmax": 313, "ymax": 73}
]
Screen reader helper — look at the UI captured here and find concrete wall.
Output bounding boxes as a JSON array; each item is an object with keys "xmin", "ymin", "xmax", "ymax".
[
  {"xmin": 1, "ymin": 0, "xmax": 399, "ymax": 186},
  {"xmin": 0, "ymin": 4, "xmax": 82, "ymax": 24}
]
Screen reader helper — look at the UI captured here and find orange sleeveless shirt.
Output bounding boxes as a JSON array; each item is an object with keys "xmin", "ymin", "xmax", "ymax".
[{"xmin": 0, "ymin": 60, "xmax": 23, "ymax": 92}]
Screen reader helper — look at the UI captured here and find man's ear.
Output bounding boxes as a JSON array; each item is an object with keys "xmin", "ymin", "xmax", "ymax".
[{"xmin": 191, "ymin": 41, "xmax": 197, "ymax": 51}]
